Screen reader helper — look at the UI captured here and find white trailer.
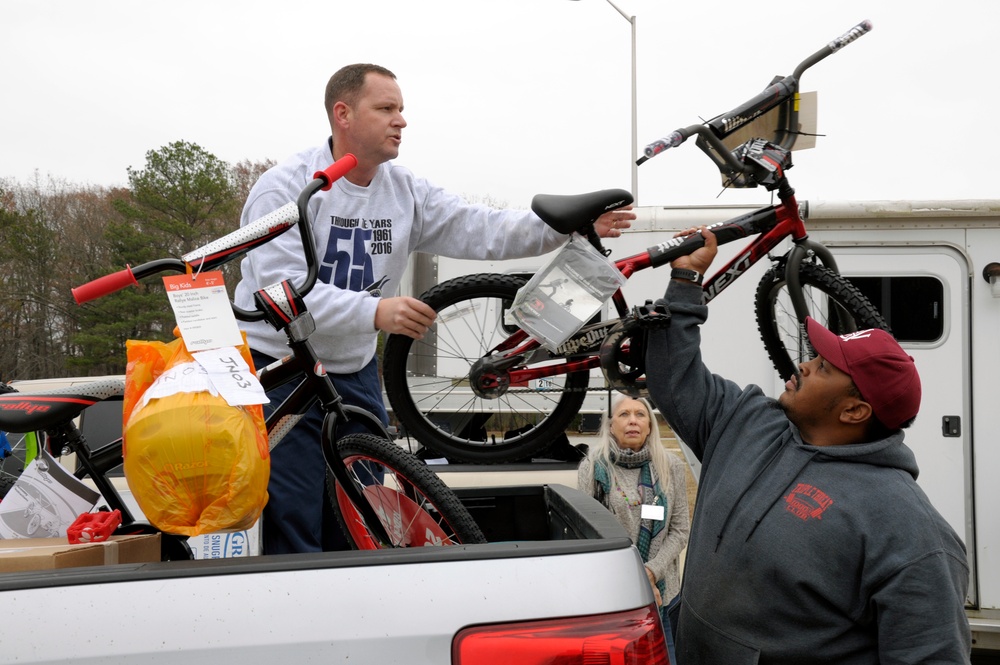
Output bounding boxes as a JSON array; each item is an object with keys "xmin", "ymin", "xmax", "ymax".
[{"xmin": 405, "ymin": 198, "xmax": 1000, "ymax": 652}]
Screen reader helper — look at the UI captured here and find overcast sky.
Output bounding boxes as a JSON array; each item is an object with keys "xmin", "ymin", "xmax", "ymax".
[{"xmin": 2, "ymin": 0, "xmax": 996, "ymax": 209}]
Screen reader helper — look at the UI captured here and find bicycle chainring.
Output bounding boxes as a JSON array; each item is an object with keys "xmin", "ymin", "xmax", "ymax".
[{"xmin": 598, "ymin": 302, "xmax": 670, "ymax": 398}]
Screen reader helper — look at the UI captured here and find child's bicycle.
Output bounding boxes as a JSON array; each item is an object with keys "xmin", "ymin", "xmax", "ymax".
[
  {"xmin": 382, "ymin": 20, "xmax": 885, "ymax": 464},
  {"xmin": 0, "ymin": 156, "xmax": 485, "ymax": 554}
]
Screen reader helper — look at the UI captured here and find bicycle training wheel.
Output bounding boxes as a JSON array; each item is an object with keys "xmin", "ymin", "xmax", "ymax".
[
  {"xmin": 326, "ymin": 433, "xmax": 485, "ymax": 549},
  {"xmin": 755, "ymin": 261, "xmax": 889, "ymax": 381},
  {"xmin": 382, "ymin": 273, "xmax": 590, "ymax": 463}
]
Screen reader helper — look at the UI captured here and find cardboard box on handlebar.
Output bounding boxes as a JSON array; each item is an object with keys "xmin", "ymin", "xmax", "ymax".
[{"xmin": 509, "ymin": 235, "xmax": 626, "ymax": 352}]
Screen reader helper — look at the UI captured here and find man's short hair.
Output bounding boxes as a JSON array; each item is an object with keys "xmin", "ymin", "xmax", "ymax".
[{"xmin": 324, "ymin": 64, "xmax": 396, "ymax": 115}]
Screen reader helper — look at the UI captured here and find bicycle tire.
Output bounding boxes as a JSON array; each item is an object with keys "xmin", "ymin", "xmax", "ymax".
[
  {"xmin": 326, "ymin": 433, "xmax": 486, "ymax": 548},
  {"xmin": 755, "ymin": 261, "xmax": 889, "ymax": 380},
  {"xmin": 0, "ymin": 431, "xmax": 40, "ymax": 498},
  {"xmin": 382, "ymin": 273, "xmax": 590, "ymax": 463},
  {"xmin": 0, "ymin": 432, "xmax": 36, "ymax": 499},
  {"xmin": 0, "ymin": 383, "xmax": 43, "ymax": 498}
]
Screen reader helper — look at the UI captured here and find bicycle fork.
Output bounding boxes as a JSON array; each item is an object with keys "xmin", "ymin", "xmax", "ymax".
[{"xmin": 321, "ymin": 413, "xmax": 395, "ymax": 547}]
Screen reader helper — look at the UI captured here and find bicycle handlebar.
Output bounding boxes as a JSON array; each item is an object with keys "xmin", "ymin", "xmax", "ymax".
[
  {"xmin": 72, "ymin": 154, "xmax": 359, "ymax": 321},
  {"xmin": 71, "ymin": 266, "xmax": 141, "ymax": 304},
  {"xmin": 313, "ymin": 157, "xmax": 358, "ymax": 191},
  {"xmin": 639, "ymin": 20, "xmax": 873, "ymax": 166}
]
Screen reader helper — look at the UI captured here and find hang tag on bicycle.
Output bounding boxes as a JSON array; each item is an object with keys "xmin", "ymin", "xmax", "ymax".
[
  {"xmin": 163, "ymin": 271, "xmax": 244, "ymax": 352},
  {"xmin": 509, "ymin": 235, "xmax": 626, "ymax": 351}
]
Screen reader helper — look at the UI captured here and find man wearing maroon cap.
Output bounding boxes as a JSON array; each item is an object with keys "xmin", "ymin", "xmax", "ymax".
[{"xmin": 645, "ymin": 227, "xmax": 971, "ymax": 664}]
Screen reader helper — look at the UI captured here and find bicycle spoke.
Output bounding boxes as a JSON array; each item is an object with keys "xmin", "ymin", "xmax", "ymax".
[
  {"xmin": 756, "ymin": 263, "xmax": 888, "ymax": 380},
  {"xmin": 334, "ymin": 442, "xmax": 473, "ymax": 548},
  {"xmin": 383, "ymin": 274, "xmax": 590, "ymax": 462}
]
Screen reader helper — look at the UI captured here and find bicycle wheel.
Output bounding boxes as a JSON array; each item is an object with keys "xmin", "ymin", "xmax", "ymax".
[
  {"xmin": 327, "ymin": 433, "xmax": 486, "ymax": 548},
  {"xmin": 382, "ymin": 273, "xmax": 589, "ymax": 463},
  {"xmin": 0, "ymin": 430, "xmax": 43, "ymax": 498},
  {"xmin": 755, "ymin": 261, "xmax": 889, "ymax": 380}
]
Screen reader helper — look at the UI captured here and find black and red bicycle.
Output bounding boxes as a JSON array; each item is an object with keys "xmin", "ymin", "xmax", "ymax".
[
  {"xmin": 382, "ymin": 20, "xmax": 885, "ymax": 463},
  {"xmin": 0, "ymin": 156, "xmax": 485, "ymax": 552}
]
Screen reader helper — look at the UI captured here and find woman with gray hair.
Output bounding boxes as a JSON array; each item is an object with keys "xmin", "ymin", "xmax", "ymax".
[{"xmin": 577, "ymin": 394, "xmax": 690, "ymax": 661}]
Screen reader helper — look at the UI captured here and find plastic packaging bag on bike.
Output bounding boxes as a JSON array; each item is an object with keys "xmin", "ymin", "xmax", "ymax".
[
  {"xmin": 509, "ymin": 235, "xmax": 626, "ymax": 351},
  {"xmin": 122, "ymin": 333, "xmax": 269, "ymax": 536}
]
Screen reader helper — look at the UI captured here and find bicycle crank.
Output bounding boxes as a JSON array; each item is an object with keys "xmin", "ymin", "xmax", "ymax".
[{"xmin": 468, "ymin": 354, "xmax": 522, "ymax": 398}]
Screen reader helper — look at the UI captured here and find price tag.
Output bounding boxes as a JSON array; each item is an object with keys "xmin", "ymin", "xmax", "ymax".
[
  {"xmin": 192, "ymin": 348, "xmax": 269, "ymax": 406},
  {"xmin": 641, "ymin": 504, "xmax": 665, "ymax": 521},
  {"xmin": 163, "ymin": 271, "xmax": 243, "ymax": 352}
]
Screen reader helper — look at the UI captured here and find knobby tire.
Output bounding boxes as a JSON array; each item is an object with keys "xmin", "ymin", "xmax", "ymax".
[
  {"xmin": 755, "ymin": 261, "xmax": 889, "ymax": 380},
  {"xmin": 327, "ymin": 433, "xmax": 485, "ymax": 548}
]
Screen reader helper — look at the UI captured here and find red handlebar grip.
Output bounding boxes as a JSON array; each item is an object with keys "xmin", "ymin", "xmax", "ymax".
[
  {"xmin": 314, "ymin": 153, "xmax": 359, "ymax": 191},
  {"xmin": 72, "ymin": 267, "xmax": 140, "ymax": 304}
]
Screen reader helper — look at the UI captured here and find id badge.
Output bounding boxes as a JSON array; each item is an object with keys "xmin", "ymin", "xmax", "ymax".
[{"xmin": 641, "ymin": 504, "xmax": 665, "ymax": 521}]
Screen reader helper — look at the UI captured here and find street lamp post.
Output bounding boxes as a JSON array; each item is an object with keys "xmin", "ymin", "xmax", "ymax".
[{"xmin": 570, "ymin": 0, "xmax": 638, "ymax": 204}]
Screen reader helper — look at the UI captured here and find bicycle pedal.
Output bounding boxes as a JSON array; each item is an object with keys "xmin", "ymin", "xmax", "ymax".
[{"xmin": 632, "ymin": 301, "xmax": 671, "ymax": 328}]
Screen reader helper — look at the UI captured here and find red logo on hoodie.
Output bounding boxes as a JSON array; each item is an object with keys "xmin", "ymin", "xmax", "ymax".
[{"xmin": 785, "ymin": 483, "xmax": 833, "ymax": 521}]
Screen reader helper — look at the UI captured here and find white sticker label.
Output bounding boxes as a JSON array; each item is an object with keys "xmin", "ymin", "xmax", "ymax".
[
  {"xmin": 139, "ymin": 361, "xmax": 215, "ymax": 410},
  {"xmin": 193, "ymin": 348, "xmax": 269, "ymax": 406},
  {"xmin": 641, "ymin": 504, "xmax": 665, "ymax": 521},
  {"xmin": 138, "ymin": 354, "xmax": 268, "ymax": 410}
]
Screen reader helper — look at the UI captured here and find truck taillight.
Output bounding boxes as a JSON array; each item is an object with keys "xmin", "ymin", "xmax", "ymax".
[{"xmin": 452, "ymin": 604, "xmax": 669, "ymax": 665}]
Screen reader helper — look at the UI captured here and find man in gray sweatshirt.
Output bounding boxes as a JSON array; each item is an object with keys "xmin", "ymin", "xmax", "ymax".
[
  {"xmin": 234, "ymin": 63, "xmax": 634, "ymax": 554},
  {"xmin": 645, "ymin": 227, "xmax": 971, "ymax": 664}
]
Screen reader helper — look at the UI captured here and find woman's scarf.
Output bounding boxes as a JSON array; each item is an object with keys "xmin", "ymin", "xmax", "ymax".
[{"xmin": 593, "ymin": 441, "xmax": 669, "ymax": 594}]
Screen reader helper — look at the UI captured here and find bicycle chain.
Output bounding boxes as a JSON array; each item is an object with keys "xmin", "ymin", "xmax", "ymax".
[{"xmin": 482, "ymin": 301, "xmax": 672, "ymax": 396}]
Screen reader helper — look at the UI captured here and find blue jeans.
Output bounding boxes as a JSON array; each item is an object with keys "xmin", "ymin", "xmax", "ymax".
[
  {"xmin": 661, "ymin": 594, "xmax": 680, "ymax": 664},
  {"xmin": 252, "ymin": 350, "xmax": 387, "ymax": 555}
]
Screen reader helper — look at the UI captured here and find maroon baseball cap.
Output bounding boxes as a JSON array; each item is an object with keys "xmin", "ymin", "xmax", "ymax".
[{"xmin": 805, "ymin": 317, "xmax": 921, "ymax": 430}]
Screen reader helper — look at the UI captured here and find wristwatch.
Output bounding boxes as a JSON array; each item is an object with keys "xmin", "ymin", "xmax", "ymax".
[{"xmin": 670, "ymin": 268, "xmax": 704, "ymax": 285}]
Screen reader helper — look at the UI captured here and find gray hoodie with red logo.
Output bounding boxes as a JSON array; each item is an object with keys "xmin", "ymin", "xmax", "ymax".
[{"xmin": 645, "ymin": 280, "xmax": 970, "ymax": 665}]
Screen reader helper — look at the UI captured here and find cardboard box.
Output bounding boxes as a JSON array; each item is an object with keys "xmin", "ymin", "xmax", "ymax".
[
  {"xmin": 0, "ymin": 534, "xmax": 160, "ymax": 573},
  {"xmin": 188, "ymin": 526, "xmax": 259, "ymax": 559}
]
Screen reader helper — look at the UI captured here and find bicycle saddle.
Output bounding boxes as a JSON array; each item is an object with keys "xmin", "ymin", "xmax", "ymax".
[
  {"xmin": 531, "ymin": 189, "xmax": 633, "ymax": 235},
  {"xmin": 0, "ymin": 379, "xmax": 125, "ymax": 432}
]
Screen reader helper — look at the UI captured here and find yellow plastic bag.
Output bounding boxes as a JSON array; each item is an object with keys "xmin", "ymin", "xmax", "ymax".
[{"xmin": 122, "ymin": 333, "xmax": 269, "ymax": 536}]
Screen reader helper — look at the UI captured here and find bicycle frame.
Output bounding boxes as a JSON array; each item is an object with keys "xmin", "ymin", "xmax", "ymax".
[
  {"xmin": 254, "ymin": 340, "xmax": 394, "ymax": 546},
  {"xmin": 478, "ymin": 20, "xmax": 876, "ymax": 390},
  {"xmin": 250, "ymin": 350, "xmax": 398, "ymax": 546},
  {"xmin": 10, "ymin": 348, "xmax": 394, "ymax": 543},
  {"xmin": 68, "ymin": 155, "xmax": 402, "ymax": 546},
  {"xmin": 481, "ymin": 188, "xmax": 839, "ymax": 389},
  {"xmin": 255, "ymin": 346, "xmax": 389, "ymax": 450}
]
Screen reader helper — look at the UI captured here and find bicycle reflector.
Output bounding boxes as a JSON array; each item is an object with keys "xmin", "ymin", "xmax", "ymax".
[{"xmin": 452, "ymin": 605, "xmax": 669, "ymax": 665}]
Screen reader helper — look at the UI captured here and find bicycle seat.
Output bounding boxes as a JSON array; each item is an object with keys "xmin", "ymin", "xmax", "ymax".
[
  {"xmin": 531, "ymin": 189, "xmax": 633, "ymax": 235},
  {"xmin": 0, "ymin": 379, "xmax": 125, "ymax": 432}
]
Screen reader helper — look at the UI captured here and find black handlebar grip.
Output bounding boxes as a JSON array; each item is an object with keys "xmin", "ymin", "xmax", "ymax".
[
  {"xmin": 643, "ymin": 130, "xmax": 686, "ymax": 160},
  {"xmin": 72, "ymin": 267, "xmax": 139, "ymax": 304},
  {"xmin": 830, "ymin": 20, "xmax": 872, "ymax": 52}
]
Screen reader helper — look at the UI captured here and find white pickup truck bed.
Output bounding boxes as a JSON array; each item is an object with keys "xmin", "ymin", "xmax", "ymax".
[{"xmin": 0, "ymin": 484, "xmax": 662, "ymax": 664}]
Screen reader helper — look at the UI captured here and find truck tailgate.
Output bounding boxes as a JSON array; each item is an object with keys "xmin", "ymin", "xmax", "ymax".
[{"xmin": 1, "ymin": 485, "xmax": 654, "ymax": 663}]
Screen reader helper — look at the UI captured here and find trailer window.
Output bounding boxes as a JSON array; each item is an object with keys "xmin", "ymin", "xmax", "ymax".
[{"xmin": 848, "ymin": 276, "xmax": 944, "ymax": 343}]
